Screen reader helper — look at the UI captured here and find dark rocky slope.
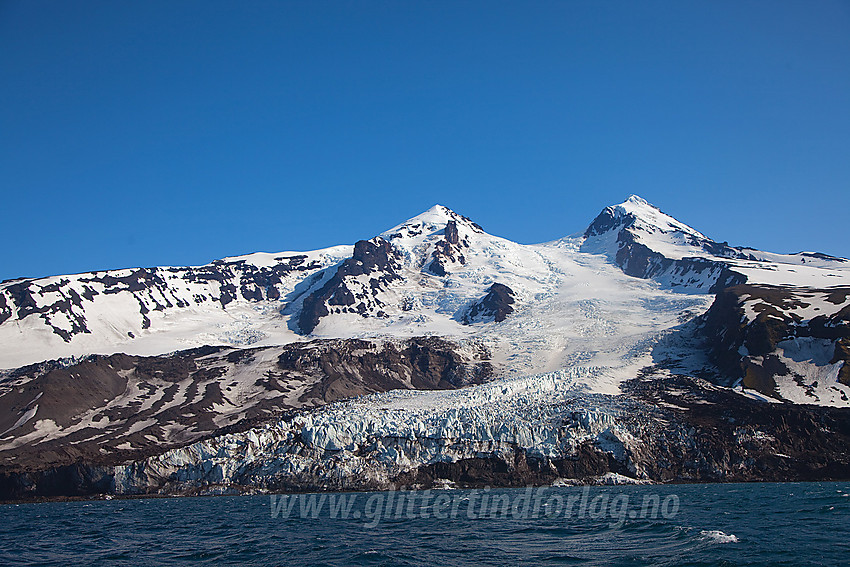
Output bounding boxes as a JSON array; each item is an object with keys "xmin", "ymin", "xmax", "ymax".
[
  {"xmin": 699, "ymin": 284, "xmax": 850, "ymax": 397},
  {"xmin": 463, "ymin": 283, "xmax": 515, "ymax": 324},
  {"xmin": 0, "ymin": 337, "xmax": 492, "ymax": 481},
  {"xmin": 298, "ymin": 238, "xmax": 403, "ymax": 333}
]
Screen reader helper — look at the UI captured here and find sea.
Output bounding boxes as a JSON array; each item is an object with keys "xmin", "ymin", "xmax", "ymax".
[{"xmin": 1, "ymin": 482, "xmax": 848, "ymax": 566}]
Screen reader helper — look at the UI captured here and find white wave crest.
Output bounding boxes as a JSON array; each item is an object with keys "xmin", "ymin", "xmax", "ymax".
[{"xmin": 700, "ymin": 530, "xmax": 739, "ymax": 544}]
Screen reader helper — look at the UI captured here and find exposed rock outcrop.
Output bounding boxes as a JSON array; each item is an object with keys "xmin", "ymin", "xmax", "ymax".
[
  {"xmin": 699, "ymin": 284, "xmax": 850, "ymax": 400},
  {"xmin": 299, "ymin": 238, "xmax": 402, "ymax": 334},
  {"xmin": 277, "ymin": 336, "xmax": 492, "ymax": 401},
  {"xmin": 463, "ymin": 283, "xmax": 515, "ymax": 324},
  {"xmin": 426, "ymin": 220, "xmax": 469, "ymax": 276}
]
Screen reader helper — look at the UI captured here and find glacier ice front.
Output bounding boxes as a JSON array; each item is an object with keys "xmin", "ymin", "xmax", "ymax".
[{"xmin": 112, "ymin": 368, "xmax": 651, "ymax": 494}]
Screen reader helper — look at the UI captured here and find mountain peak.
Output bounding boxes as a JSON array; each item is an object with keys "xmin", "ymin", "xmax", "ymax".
[
  {"xmin": 625, "ymin": 194, "xmax": 650, "ymax": 206},
  {"xmin": 585, "ymin": 195, "xmax": 705, "ymax": 240},
  {"xmin": 418, "ymin": 204, "xmax": 456, "ymax": 223},
  {"xmin": 381, "ymin": 205, "xmax": 483, "ymax": 239},
  {"xmin": 613, "ymin": 195, "xmax": 667, "ymax": 222}
]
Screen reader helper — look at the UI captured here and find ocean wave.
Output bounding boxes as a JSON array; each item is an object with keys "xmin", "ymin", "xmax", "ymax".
[{"xmin": 699, "ymin": 530, "xmax": 739, "ymax": 544}]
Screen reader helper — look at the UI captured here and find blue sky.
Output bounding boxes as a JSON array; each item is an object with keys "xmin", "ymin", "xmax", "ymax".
[{"xmin": 1, "ymin": 1, "xmax": 849, "ymax": 280}]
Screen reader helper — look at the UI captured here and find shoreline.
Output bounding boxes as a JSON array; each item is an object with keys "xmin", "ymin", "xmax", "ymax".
[{"xmin": 4, "ymin": 476, "xmax": 849, "ymax": 507}]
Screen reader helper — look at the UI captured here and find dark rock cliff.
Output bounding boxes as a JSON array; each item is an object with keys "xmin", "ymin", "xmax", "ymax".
[
  {"xmin": 426, "ymin": 220, "xmax": 469, "ymax": 276},
  {"xmin": 699, "ymin": 285, "xmax": 850, "ymax": 396},
  {"xmin": 299, "ymin": 238, "xmax": 402, "ymax": 334},
  {"xmin": 463, "ymin": 283, "xmax": 515, "ymax": 324},
  {"xmin": 277, "ymin": 337, "xmax": 492, "ymax": 402}
]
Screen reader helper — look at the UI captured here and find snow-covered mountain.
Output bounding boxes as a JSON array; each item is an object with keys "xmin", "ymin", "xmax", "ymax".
[
  {"xmin": 5, "ymin": 198, "xmax": 846, "ymax": 369},
  {"xmin": 2, "ymin": 196, "xmax": 850, "ymax": 499},
  {"xmin": 582, "ymin": 195, "xmax": 849, "ymax": 291}
]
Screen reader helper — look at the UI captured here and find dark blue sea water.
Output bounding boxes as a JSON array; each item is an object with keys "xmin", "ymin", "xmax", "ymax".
[{"xmin": 1, "ymin": 482, "xmax": 848, "ymax": 566}]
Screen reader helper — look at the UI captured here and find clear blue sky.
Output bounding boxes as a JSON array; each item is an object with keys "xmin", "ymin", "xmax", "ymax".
[{"xmin": 2, "ymin": 1, "xmax": 849, "ymax": 280}]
